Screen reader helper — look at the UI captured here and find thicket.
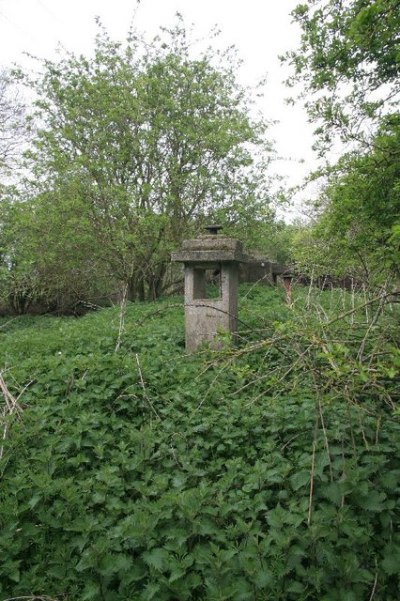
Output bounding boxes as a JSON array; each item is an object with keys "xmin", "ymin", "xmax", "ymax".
[{"xmin": 1, "ymin": 285, "xmax": 399, "ymax": 600}]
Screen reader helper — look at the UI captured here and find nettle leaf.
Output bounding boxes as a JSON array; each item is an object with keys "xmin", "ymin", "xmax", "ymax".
[
  {"xmin": 254, "ymin": 569, "xmax": 273, "ymax": 588},
  {"xmin": 3, "ymin": 561, "xmax": 20, "ymax": 583},
  {"xmin": 172, "ymin": 473, "xmax": 187, "ymax": 488},
  {"xmin": 2, "ymin": 281, "xmax": 400, "ymax": 600},
  {"xmin": 321, "ymin": 482, "xmax": 344, "ymax": 505},
  {"xmin": 98, "ymin": 553, "xmax": 132, "ymax": 576},
  {"xmin": 290, "ymin": 470, "xmax": 310, "ymax": 491},
  {"xmin": 381, "ymin": 470, "xmax": 400, "ymax": 490},
  {"xmin": 266, "ymin": 508, "xmax": 282, "ymax": 529},
  {"xmin": 286, "ymin": 580, "xmax": 306, "ymax": 594},
  {"xmin": 142, "ymin": 548, "xmax": 170, "ymax": 572},
  {"xmin": 81, "ymin": 580, "xmax": 102, "ymax": 601},
  {"xmin": 27, "ymin": 493, "xmax": 42, "ymax": 509},
  {"xmin": 382, "ymin": 544, "xmax": 400, "ymax": 575},
  {"xmin": 168, "ymin": 568, "xmax": 186, "ymax": 583},
  {"xmin": 356, "ymin": 490, "xmax": 387, "ymax": 512},
  {"xmin": 75, "ymin": 550, "xmax": 97, "ymax": 573},
  {"xmin": 142, "ymin": 582, "xmax": 161, "ymax": 601}
]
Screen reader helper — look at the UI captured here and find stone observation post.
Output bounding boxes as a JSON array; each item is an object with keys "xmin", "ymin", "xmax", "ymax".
[{"xmin": 171, "ymin": 226, "xmax": 246, "ymax": 352}]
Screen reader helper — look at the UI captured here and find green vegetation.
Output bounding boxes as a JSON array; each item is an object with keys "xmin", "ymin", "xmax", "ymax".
[
  {"xmin": 0, "ymin": 4, "xmax": 400, "ymax": 599},
  {"xmin": 286, "ymin": 0, "xmax": 400, "ymax": 151},
  {"xmin": 0, "ymin": 20, "xmax": 281, "ymax": 313},
  {"xmin": 1, "ymin": 286, "xmax": 399, "ymax": 600},
  {"xmin": 286, "ymin": 0, "xmax": 400, "ymax": 284}
]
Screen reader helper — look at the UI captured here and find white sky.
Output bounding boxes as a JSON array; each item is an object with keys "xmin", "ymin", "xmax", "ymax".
[{"xmin": 0, "ymin": 0, "xmax": 319, "ymax": 220}]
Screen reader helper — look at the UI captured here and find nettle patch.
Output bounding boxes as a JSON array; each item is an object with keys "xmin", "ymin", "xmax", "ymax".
[{"xmin": 0, "ymin": 287, "xmax": 400, "ymax": 600}]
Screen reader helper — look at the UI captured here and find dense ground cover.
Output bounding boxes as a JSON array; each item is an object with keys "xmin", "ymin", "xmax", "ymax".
[{"xmin": 0, "ymin": 285, "xmax": 399, "ymax": 600}]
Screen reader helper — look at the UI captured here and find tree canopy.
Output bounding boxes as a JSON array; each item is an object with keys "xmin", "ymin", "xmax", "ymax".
[
  {"xmin": 0, "ymin": 69, "xmax": 27, "ymax": 175},
  {"xmin": 286, "ymin": 0, "xmax": 400, "ymax": 150},
  {"xmin": 288, "ymin": 0, "xmax": 400, "ymax": 282},
  {"xmin": 0, "ymin": 20, "xmax": 276, "ymax": 310}
]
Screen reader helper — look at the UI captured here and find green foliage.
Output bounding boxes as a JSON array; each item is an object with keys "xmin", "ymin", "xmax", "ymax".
[
  {"xmin": 0, "ymin": 185, "xmax": 112, "ymax": 313},
  {"xmin": 286, "ymin": 0, "xmax": 400, "ymax": 150},
  {"xmin": 291, "ymin": 115, "xmax": 400, "ymax": 282},
  {"xmin": 0, "ymin": 68, "xmax": 27, "ymax": 175},
  {"xmin": 8, "ymin": 18, "xmax": 273, "ymax": 306},
  {"xmin": 0, "ymin": 286, "xmax": 399, "ymax": 600},
  {"xmin": 212, "ymin": 213, "xmax": 295, "ymax": 264},
  {"xmin": 286, "ymin": 1, "xmax": 400, "ymax": 281}
]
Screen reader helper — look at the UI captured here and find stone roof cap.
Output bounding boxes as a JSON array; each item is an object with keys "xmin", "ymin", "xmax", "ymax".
[{"xmin": 172, "ymin": 235, "xmax": 246, "ymax": 263}]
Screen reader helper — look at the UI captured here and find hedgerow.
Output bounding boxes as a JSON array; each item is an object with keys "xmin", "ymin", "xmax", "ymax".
[{"xmin": 0, "ymin": 286, "xmax": 399, "ymax": 600}]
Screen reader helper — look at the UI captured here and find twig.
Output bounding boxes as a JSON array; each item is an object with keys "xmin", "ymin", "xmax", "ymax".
[
  {"xmin": 368, "ymin": 571, "xmax": 378, "ymax": 601},
  {"xmin": 318, "ymin": 398, "xmax": 333, "ymax": 482},
  {"xmin": 135, "ymin": 353, "xmax": 160, "ymax": 419},
  {"xmin": 326, "ymin": 293, "xmax": 387, "ymax": 327},
  {"xmin": 363, "ymin": 284, "xmax": 369, "ymax": 323},
  {"xmin": 306, "ymin": 268, "xmax": 315, "ymax": 310},
  {"xmin": 375, "ymin": 417, "xmax": 381, "ymax": 445},
  {"xmin": 0, "ymin": 372, "xmax": 28, "ymax": 461},
  {"xmin": 307, "ymin": 438, "xmax": 317, "ymax": 527},
  {"xmin": 308, "ymin": 416, "xmax": 319, "ymax": 527},
  {"xmin": 350, "ymin": 278, "xmax": 355, "ymax": 325},
  {"xmin": 245, "ymin": 344, "xmax": 314, "ymax": 406},
  {"xmin": 114, "ymin": 282, "xmax": 128, "ymax": 353},
  {"xmin": 357, "ymin": 293, "xmax": 387, "ymax": 362},
  {"xmin": 240, "ymin": 274, "xmax": 273, "ymax": 299},
  {"xmin": 136, "ymin": 303, "xmax": 183, "ymax": 326},
  {"xmin": 0, "ymin": 316, "xmax": 21, "ymax": 331}
]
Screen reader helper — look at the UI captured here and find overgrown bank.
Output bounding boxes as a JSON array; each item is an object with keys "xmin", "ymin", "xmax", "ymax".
[{"xmin": 0, "ymin": 286, "xmax": 399, "ymax": 600}]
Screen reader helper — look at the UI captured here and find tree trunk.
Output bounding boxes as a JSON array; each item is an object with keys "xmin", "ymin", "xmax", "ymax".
[
  {"xmin": 126, "ymin": 274, "xmax": 146, "ymax": 302},
  {"xmin": 147, "ymin": 262, "xmax": 167, "ymax": 301}
]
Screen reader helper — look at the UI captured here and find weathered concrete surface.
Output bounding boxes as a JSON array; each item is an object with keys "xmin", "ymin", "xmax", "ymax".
[
  {"xmin": 171, "ymin": 235, "xmax": 246, "ymax": 264},
  {"xmin": 238, "ymin": 257, "xmax": 292, "ymax": 285},
  {"xmin": 183, "ymin": 263, "xmax": 239, "ymax": 352},
  {"xmin": 172, "ymin": 233, "xmax": 244, "ymax": 352},
  {"xmin": 240, "ymin": 259, "xmax": 274, "ymax": 285}
]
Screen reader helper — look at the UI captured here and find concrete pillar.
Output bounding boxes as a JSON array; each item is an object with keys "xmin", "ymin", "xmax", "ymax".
[
  {"xmin": 282, "ymin": 273, "xmax": 295, "ymax": 306},
  {"xmin": 172, "ymin": 229, "xmax": 245, "ymax": 352}
]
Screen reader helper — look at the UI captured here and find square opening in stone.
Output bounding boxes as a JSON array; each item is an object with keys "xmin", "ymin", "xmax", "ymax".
[{"xmin": 193, "ymin": 267, "xmax": 222, "ymax": 299}]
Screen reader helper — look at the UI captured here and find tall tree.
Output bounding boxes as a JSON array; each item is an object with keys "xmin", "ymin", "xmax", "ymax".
[
  {"xmin": 286, "ymin": 0, "xmax": 400, "ymax": 282},
  {"xmin": 23, "ymin": 20, "xmax": 273, "ymax": 301},
  {"xmin": 321, "ymin": 115, "xmax": 399, "ymax": 276},
  {"xmin": 0, "ymin": 70, "xmax": 31, "ymax": 311},
  {"xmin": 0, "ymin": 68, "xmax": 27, "ymax": 176},
  {"xmin": 285, "ymin": 0, "xmax": 400, "ymax": 152}
]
